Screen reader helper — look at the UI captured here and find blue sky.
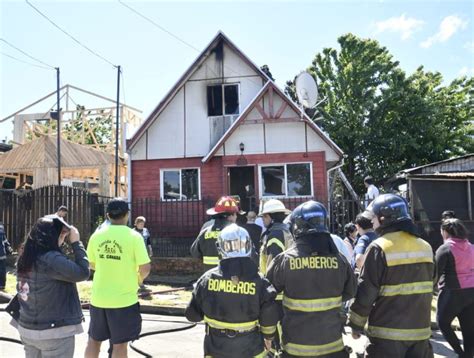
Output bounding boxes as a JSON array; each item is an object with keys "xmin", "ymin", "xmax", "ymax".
[{"xmin": 1, "ymin": 0, "xmax": 473, "ymax": 141}]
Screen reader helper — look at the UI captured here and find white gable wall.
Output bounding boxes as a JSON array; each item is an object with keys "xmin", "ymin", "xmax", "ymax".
[
  {"xmin": 146, "ymin": 88, "xmax": 185, "ymax": 159},
  {"xmin": 134, "ymin": 42, "xmax": 264, "ymax": 160},
  {"xmin": 307, "ymin": 129, "xmax": 340, "ymax": 161},
  {"xmin": 218, "ymin": 89, "xmax": 341, "ymax": 159},
  {"xmin": 216, "ymin": 123, "xmax": 265, "ymax": 156},
  {"xmin": 131, "ymin": 132, "xmax": 147, "ymax": 160}
]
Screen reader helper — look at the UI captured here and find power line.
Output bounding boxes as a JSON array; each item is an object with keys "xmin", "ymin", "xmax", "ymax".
[
  {"xmin": 0, "ymin": 38, "xmax": 55, "ymax": 69},
  {"xmin": 1, "ymin": 51, "xmax": 53, "ymax": 70},
  {"xmin": 117, "ymin": 0, "xmax": 200, "ymax": 52},
  {"xmin": 117, "ymin": 1, "xmax": 263, "ymax": 88},
  {"xmin": 25, "ymin": 0, "xmax": 117, "ymax": 68}
]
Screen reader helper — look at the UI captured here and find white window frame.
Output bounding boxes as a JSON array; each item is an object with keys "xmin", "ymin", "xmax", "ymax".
[
  {"xmin": 258, "ymin": 162, "xmax": 314, "ymax": 198},
  {"xmin": 207, "ymin": 83, "xmax": 241, "ymax": 118},
  {"xmin": 160, "ymin": 167, "xmax": 201, "ymax": 201}
]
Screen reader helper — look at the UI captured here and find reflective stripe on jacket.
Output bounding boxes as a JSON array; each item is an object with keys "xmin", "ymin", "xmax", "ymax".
[
  {"xmin": 185, "ymin": 257, "xmax": 280, "ymax": 358},
  {"xmin": 190, "ymin": 219, "xmax": 229, "ymax": 269},
  {"xmin": 266, "ymin": 240, "xmax": 357, "ymax": 356},
  {"xmin": 348, "ymin": 231, "xmax": 434, "ymax": 341},
  {"xmin": 259, "ymin": 222, "xmax": 294, "ymax": 275}
]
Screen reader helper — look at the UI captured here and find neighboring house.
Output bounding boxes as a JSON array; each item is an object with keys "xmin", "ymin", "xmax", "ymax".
[
  {"xmin": 127, "ymin": 32, "xmax": 343, "ymax": 238},
  {"xmin": 389, "ymin": 154, "xmax": 474, "ymax": 247}
]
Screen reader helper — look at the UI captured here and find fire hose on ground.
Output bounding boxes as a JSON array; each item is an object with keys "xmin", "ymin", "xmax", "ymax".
[{"xmin": 0, "ymin": 285, "xmax": 197, "ymax": 357}]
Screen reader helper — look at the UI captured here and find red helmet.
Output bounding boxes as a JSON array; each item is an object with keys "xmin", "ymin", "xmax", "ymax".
[{"xmin": 206, "ymin": 196, "xmax": 245, "ymax": 215}]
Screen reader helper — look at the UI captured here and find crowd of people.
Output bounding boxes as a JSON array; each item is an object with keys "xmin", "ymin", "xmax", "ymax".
[
  {"xmin": 188, "ymin": 194, "xmax": 474, "ymax": 358},
  {"xmin": 4, "ymin": 199, "xmax": 152, "ymax": 358},
  {"xmin": 1, "ymin": 191, "xmax": 473, "ymax": 357}
]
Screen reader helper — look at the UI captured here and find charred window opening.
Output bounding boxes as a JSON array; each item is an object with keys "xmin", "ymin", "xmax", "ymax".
[
  {"xmin": 224, "ymin": 85, "xmax": 239, "ymax": 115},
  {"xmin": 207, "ymin": 84, "xmax": 239, "ymax": 116},
  {"xmin": 207, "ymin": 86, "xmax": 223, "ymax": 116}
]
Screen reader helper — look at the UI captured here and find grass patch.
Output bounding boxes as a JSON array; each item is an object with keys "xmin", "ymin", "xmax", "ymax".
[{"xmin": 4, "ymin": 273, "xmax": 191, "ymax": 308}]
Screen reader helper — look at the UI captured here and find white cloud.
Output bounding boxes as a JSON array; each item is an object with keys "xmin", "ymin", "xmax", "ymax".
[
  {"xmin": 374, "ymin": 14, "xmax": 424, "ymax": 40},
  {"xmin": 459, "ymin": 66, "xmax": 474, "ymax": 76},
  {"xmin": 464, "ymin": 41, "xmax": 474, "ymax": 53},
  {"xmin": 421, "ymin": 15, "xmax": 468, "ymax": 48}
]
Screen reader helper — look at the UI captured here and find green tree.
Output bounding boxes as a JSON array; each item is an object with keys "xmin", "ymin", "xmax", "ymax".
[
  {"xmin": 26, "ymin": 104, "xmax": 114, "ymax": 148},
  {"xmin": 286, "ymin": 33, "xmax": 473, "ymax": 193},
  {"xmin": 63, "ymin": 104, "xmax": 113, "ymax": 146}
]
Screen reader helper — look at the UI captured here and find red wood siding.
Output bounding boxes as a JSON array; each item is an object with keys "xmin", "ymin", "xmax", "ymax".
[
  {"xmin": 132, "ymin": 151, "xmax": 327, "ymax": 204},
  {"xmin": 222, "ymin": 151, "xmax": 328, "ymax": 204}
]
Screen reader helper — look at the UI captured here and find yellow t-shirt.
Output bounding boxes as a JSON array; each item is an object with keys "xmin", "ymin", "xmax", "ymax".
[{"xmin": 87, "ymin": 225, "xmax": 151, "ymax": 308}]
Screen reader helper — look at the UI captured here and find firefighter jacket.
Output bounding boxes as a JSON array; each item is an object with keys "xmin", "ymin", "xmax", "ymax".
[
  {"xmin": 266, "ymin": 235, "xmax": 357, "ymax": 357},
  {"xmin": 191, "ymin": 218, "xmax": 230, "ymax": 269},
  {"xmin": 259, "ymin": 222, "xmax": 294, "ymax": 275},
  {"xmin": 348, "ymin": 230, "xmax": 435, "ymax": 343},
  {"xmin": 185, "ymin": 257, "xmax": 280, "ymax": 358}
]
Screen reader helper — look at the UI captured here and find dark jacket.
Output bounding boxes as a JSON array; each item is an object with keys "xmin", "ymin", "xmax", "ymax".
[
  {"xmin": 186, "ymin": 257, "xmax": 279, "ymax": 358},
  {"xmin": 243, "ymin": 222, "xmax": 263, "ymax": 253},
  {"xmin": 190, "ymin": 218, "xmax": 231, "ymax": 270},
  {"xmin": 266, "ymin": 234, "xmax": 357, "ymax": 357},
  {"xmin": 16, "ymin": 241, "xmax": 89, "ymax": 330},
  {"xmin": 348, "ymin": 230, "xmax": 434, "ymax": 342},
  {"xmin": 259, "ymin": 222, "xmax": 294, "ymax": 275},
  {"xmin": 0, "ymin": 224, "xmax": 12, "ymax": 259}
]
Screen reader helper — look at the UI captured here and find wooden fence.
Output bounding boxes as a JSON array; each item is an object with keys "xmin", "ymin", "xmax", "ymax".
[
  {"xmin": 0, "ymin": 185, "xmax": 365, "ymax": 255},
  {"xmin": 0, "ymin": 186, "xmax": 95, "ymax": 249}
]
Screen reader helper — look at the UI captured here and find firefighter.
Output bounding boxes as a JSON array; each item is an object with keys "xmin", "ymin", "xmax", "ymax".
[
  {"xmin": 185, "ymin": 224, "xmax": 280, "ymax": 358},
  {"xmin": 266, "ymin": 200, "xmax": 357, "ymax": 357},
  {"xmin": 191, "ymin": 196, "xmax": 242, "ymax": 270},
  {"xmin": 348, "ymin": 194, "xmax": 434, "ymax": 357},
  {"xmin": 259, "ymin": 199, "xmax": 294, "ymax": 275}
]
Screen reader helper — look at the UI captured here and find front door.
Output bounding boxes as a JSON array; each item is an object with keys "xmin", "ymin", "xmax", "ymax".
[{"xmin": 228, "ymin": 166, "xmax": 255, "ymax": 213}]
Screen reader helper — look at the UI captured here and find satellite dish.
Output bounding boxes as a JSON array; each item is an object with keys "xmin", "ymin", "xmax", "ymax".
[{"xmin": 295, "ymin": 71, "xmax": 318, "ymax": 108}]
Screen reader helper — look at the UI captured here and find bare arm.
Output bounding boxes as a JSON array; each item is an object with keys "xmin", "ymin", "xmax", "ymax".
[{"xmin": 138, "ymin": 263, "xmax": 151, "ymax": 284}]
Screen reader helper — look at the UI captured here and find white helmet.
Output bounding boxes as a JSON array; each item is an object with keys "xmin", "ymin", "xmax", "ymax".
[
  {"xmin": 259, "ymin": 199, "xmax": 291, "ymax": 216},
  {"xmin": 217, "ymin": 224, "xmax": 252, "ymax": 259}
]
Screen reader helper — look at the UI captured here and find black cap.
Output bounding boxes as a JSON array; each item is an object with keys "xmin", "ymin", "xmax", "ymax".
[{"xmin": 107, "ymin": 198, "xmax": 129, "ymax": 216}]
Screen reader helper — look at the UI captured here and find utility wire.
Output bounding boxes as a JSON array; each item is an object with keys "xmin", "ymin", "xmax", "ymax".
[
  {"xmin": 1, "ymin": 51, "xmax": 53, "ymax": 70},
  {"xmin": 117, "ymin": 0, "xmax": 200, "ymax": 52},
  {"xmin": 117, "ymin": 1, "xmax": 263, "ymax": 87},
  {"xmin": 0, "ymin": 38, "xmax": 55, "ymax": 69},
  {"xmin": 25, "ymin": 0, "xmax": 117, "ymax": 68}
]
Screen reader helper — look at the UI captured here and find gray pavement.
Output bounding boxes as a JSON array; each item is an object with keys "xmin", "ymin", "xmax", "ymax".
[{"xmin": 0, "ymin": 309, "xmax": 459, "ymax": 357}]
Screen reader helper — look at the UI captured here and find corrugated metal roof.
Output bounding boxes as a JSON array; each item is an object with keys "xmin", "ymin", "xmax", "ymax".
[
  {"xmin": 402, "ymin": 154, "xmax": 474, "ymax": 174},
  {"xmin": 409, "ymin": 173, "xmax": 474, "ymax": 179},
  {"xmin": 0, "ymin": 135, "xmax": 115, "ymax": 172}
]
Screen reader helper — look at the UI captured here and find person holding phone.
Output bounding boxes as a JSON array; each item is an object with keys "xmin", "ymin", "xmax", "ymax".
[{"xmin": 12, "ymin": 216, "xmax": 89, "ymax": 358}]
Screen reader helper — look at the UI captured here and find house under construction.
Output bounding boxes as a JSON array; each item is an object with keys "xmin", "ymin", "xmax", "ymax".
[{"xmin": 0, "ymin": 84, "xmax": 142, "ymax": 196}]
